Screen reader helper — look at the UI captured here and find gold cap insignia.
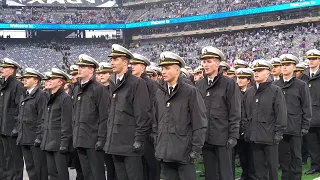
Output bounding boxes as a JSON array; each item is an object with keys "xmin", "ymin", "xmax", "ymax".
[{"xmin": 161, "ymin": 55, "xmax": 165, "ymax": 61}]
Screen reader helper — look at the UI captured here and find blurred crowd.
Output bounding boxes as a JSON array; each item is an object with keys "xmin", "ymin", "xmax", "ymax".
[
  {"xmin": 0, "ymin": 0, "xmax": 307, "ymax": 24},
  {"xmin": 1, "ymin": 23, "xmax": 318, "ymax": 72},
  {"xmin": 0, "ymin": 6, "xmax": 131, "ymax": 24},
  {"xmin": 135, "ymin": 0, "xmax": 306, "ymax": 22},
  {"xmin": 130, "ymin": 23, "xmax": 320, "ymax": 68}
]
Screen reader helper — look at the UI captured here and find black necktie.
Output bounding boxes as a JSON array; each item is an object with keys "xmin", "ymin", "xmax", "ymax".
[
  {"xmin": 81, "ymin": 83, "xmax": 87, "ymax": 88},
  {"xmin": 26, "ymin": 91, "xmax": 29, "ymax": 96},
  {"xmin": 209, "ymin": 80, "xmax": 213, "ymax": 86},
  {"xmin": 311, "ymin": 73, "xmax": 315, "ymax": 78},
  {"xmin": 116, "ymin": 79, "xmax": 121, "ymax": 86},
  {"xmin": 169, "ymin": 86, "xmax": 174, "ymax": 95}
]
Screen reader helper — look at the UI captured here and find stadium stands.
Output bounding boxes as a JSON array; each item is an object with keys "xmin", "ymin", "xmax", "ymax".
[
  {"xmin": 0, "ymin": 7, "xmax": 132, "ymax": 24},
  {"xmin": 1, "ymin": 23, "xmax": 319, "ymax": 72},
  {"xmin": 129, "ymin": 23, "xmax": 320, "ymax": 68},
  {"xmin": 0, "ymin": 0, "xmax": 307, "ymax": 24}
]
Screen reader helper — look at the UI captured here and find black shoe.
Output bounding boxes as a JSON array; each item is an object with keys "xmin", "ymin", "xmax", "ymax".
[{"xmin": 305, "ymin": 169, "xmax": 318, "ymax": 175}]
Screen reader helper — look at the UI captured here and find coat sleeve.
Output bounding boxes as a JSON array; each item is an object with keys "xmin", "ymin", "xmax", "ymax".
[
  {"xmin": 60, "ymin": 96, "xmax": 73, "ymax": 148},
  {"xmin": 95, "ymin": 86, "xmax": 109, "ymax": 144},
  {"xmin": 36, "ymin": 92, "xmax": 48, "ymax": 140},
  {"xmin": 14, "ymin": 82, "xmax": 25, "ymax": 130},
  {"xmin": 226, "ymin": 80, "xmax": 241, "ymax": 139},
  {"xmin": 151, "ymin": 92, "xmax": 159, "ymax": 148},
  {"xmin": 150, "ymin": 81, "xmax": 158, "ymax": 139},
  {"xmin": 240, "ymin": 94, "xmax": 246, "ymax": 135},
  {"xmin": 274, "ymin": 87, "xmax": 287, "ymax": 135},
  {"xmin": 133, "ymin": 79, "xmax": 151, "ymax": 142},
  {"xmin": 189, "ymin": 88, "xmax": 208, "ymax": 153},
  {"xmin": 301, "ymin": 82, "xmax": 312, "ymax": 130}
]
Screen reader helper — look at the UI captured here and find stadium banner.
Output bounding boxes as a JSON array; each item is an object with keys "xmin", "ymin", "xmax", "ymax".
[
  {"xmin": 6, "ymin": 0, "xmax": 117, "ymax": 7},
  {"xmin": 0, "ymin": 0, "xmax": 319, "ymax": 30},
  {"xmin": 0, "ymin": 23, "xmax": 125, "ymax": 30},
  {"xmin": 126, "ymin": 0, "xmax": 320, "ymax": 28}
]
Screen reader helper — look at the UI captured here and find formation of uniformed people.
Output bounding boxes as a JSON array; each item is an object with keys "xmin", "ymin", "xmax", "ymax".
[{"xmin": 0, "ymin": 45, "xmax": 319, "ymax": 180}]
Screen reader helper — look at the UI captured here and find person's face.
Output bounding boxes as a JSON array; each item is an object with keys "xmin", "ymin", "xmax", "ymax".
[
  {"xmin": 96, "ymin": 73, "xmax": 101, "ymax": 82},
  {"xmin": 151, "ymin": 74, "xmax": 158, "ymax": 81},
  {"xmin": 194, "ymin": 72, "xmax": 203, "ymax": 82},
  {"xmin": 272, "ymin": 65, "xmax": 281, "ymax": 76},
  {"xmin": 111, "ymin": 57, "xmax": 128, "ymax": 74},
  {"xmin": 44, "ymin": 80, "xmax": 51, "ymax": 90},
  {"xmin": 78, "ymin": 66, "xmax": 93, "ymax": 79},
  {"xmin": 100, "ymin": 72, "xmax": 111, "ymax": 84},
  {"xmin": 237, "ymin": 77, "xmax": 250, "ymax": 89},
  {"xmin": 222, "ymin": 70, "xmax": 228, "ymax": 76},
  {"xmin": 71, "ymin": 74, "xmax": 78, "ymax": 83},
  {"xmin": 161, "ymin": 65, "xmax": 180, "ymax": 83},
  {"xmin": 20, "ymin": 78, "xmax": 25, "ymax": 84},
  {"xmin": 295, "ymin": 71, "xmax": 302, "ymax": 78},
  {"xmin": 308, "ymin": 58, "xmax": 320, "ymax": 69},
  {"xmin": 48, "ymin": 78, "xmax": 62, "ymax": 90},
  {"xmin": 23, "ymin": 77, "xmax": 38, "ymax": 89},
  {"xmin": 254, "ymin": 69, "xmax": 270, "ymax": 83},
  {"xmin": 227, "ymin": 74, "xmax": 235, "ymax": 79},
  {"xmin": 281, "ymin": 63, "xmax": 295, "ymax": 76},
  {"xmin": 131, "ymin": 63, "xmax": 145, "ymax": 77},
  {"xmin": 0, "ymin": 67, "xmax": 15, "ymax": 78},
  {"xmin": 202, "ymin": 58, "xmax": 220, "ymax": 76},
  {"xmin": 64, "ymin": 83, "xmax": 70, "ymax": 93}
]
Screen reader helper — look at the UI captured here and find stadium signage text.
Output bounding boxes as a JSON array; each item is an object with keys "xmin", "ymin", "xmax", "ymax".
[
  {"xmin": 150, "ymin": 20, "xmax": 170, "ymax": 25},
  {"xmin": 9, "ymin": 24, "xmax": 34, "ymax": 29},
  {"xmin": 290, "ymin": 1, "xmax": 316, "ymax": 7}
]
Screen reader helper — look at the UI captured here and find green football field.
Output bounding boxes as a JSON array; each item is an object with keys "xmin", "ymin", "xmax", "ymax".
[{"xmin": 195, "ymin": 159, "xmax": 320, "ymax": 180}]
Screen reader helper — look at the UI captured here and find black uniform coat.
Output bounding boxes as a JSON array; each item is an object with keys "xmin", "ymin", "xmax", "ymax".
[
  {"xmin": 17, "ymin": 86, "xmax": 48, "ymax": 145},
  {"xmin": 68, "ymin": 82, "xmax": 79, "ymax": 97},
  {"xmin": 297, "ymin": 73, "xmax": 309, "ymax": 81},
  {"xmin": 72, "ymin": 76, "xmax": 109, "ymax": 149},
  {"xmin": 242, "ymin": 82, "xmax": 287, "ymax": 145},
  {"xmin": 141, "ymin": 73, "xmax": 158, "ymax": 140},
  {"xmin": 196, "ymin": 70, "xmax": 241, "ymax": 146},
  {"xmin": 41, "ymin": 88, "xmax": 72, "ymax": 151},
  {"xmin": 154, "ymin": 78, "xmax": 207, "ymax": 164},
  {"xmin": 301, "ymin": 68, "xmax": 320, "ymax": 127},
  {"xmin": 239, "ymin": 90, "xmax": 246, "ymax": 139},
  {"xmin": 0, "ymin": 75, "xmax": 24, "ymax": 136},
  {"xmin": 104, "ymin": 70, "xmax": 151, "ymax": 156},
  {"xmin": 274, "ymin": 77, "xmax": 311, "ymax": 136}
]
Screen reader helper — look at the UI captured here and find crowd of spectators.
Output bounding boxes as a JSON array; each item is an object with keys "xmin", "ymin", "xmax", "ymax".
[
  {"xmin": 130, "ymin": 23, "xmax": 320, "ymax": 68},
  {"xmin": 133, "ymin": 8, "xmax": 320, "ymax": 36},
  {"xmin": 0, "ymin": 6, "xmax": 131, "ymax": 24},
  {"xmin": 130, "ymin": 0, "xmax": 307, "ymax": 22},
  {"xmin": 1, "ymin": 23, "xmax": 319, "ymax": 71},
  {"xmin": 0, "ymin": 0, "xmax": 307, "ymax": 24}
]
